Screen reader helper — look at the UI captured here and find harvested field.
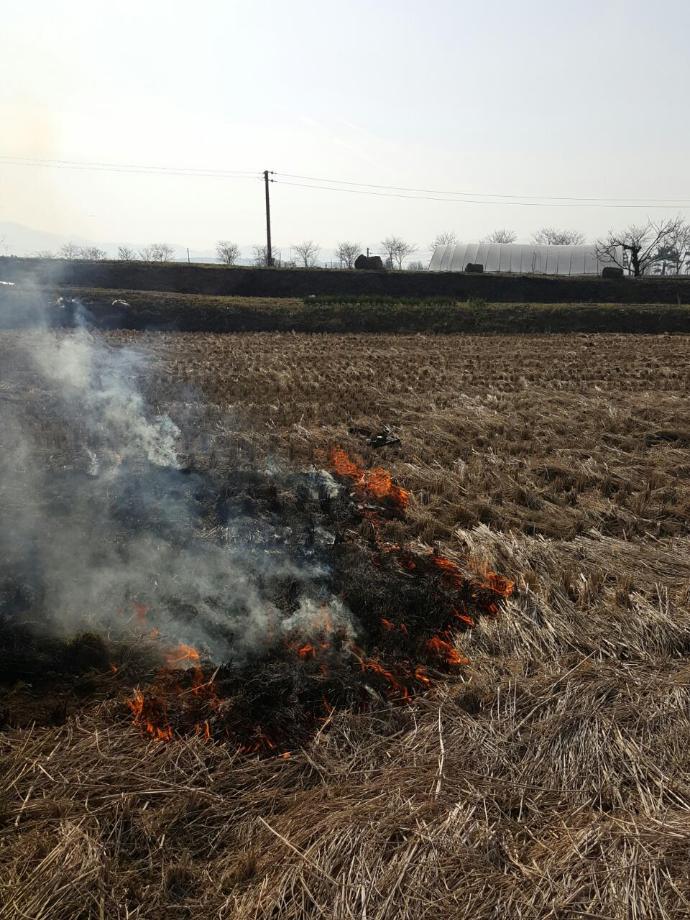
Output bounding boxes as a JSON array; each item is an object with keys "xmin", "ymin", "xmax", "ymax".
[{"xmin": 2, "ymin": 330, "xmax": 690, "ymax": 919}]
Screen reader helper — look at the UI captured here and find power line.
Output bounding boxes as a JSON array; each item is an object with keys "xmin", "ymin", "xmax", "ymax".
[
  {"xmin": 271, "ymin": 177, "xmax": 690, "ymax": 210},
  {"xmin": 274, "ymin": 172, "xmax": 690, "ymax": 206},
  {"xmin": 2, "ymin": 154, "xmax": 687, "ymax": 208},
  {"xmin": 0, "ymin": 155, "xmax": 260, "ymax": 180}
]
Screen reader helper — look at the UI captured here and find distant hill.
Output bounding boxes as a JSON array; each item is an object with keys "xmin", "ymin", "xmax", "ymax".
[{"xmin": 0, "ymin": 221, "xmax": 79, "ymax": 257}]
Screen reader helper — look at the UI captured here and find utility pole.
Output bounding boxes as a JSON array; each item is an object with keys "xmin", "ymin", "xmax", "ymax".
[{"xmin": 263, "ymin": 170, "xmax": 273, "ymax": 267}]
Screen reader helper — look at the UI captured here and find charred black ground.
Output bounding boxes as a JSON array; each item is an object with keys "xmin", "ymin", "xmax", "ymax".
[{"xmin": 0, "ymin": 459, "xmax": 512, "ymax": 750}]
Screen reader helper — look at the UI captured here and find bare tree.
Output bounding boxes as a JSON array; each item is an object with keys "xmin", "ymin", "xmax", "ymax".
[
  {"xmin": 381, "ymin": 236, "xmax": 416, "ymax": 270},
  {"xmin": 533, "ymin": 227, "xmax": 586, "ymax": 245},
  {"xmin": 79, "ymin": 246, "xmax": 107, "ymax": 260},
  {"xmin": 117, "ymin": 246, "xmax": 136, "ymax": 261},
  {"xmin": 253, "ymin": 244, "xmax": 280, "ymax": 267},
  {"xmin": 34, "ymin": 250, "xmax": 55, "ymax": 259},
  {"xmin": 140, "ymin": 243, "xmax": 174, "ymax": 262},
  {"xmin": 151, "ymin": 243, "xmax": 174, "ymax": 262},
  {"xmin": 595, "ymin": 218, "xmax": 686, "ymax": 277},
  {"xmin": 407, "ymin": 260, "xmax": 428, "ymax": 271},
  {"xmin": 59, "ymin": 242, "xmax": 83, "ymax": 259},
  {"xmin": 485, "ymin": 229, "xmax": 517, "ymax": 244},
  {"xmin": 431, "ymin": 231, "xmax": 457, "ymax": 250},
  {"xmin": 652, "ymin": 222, "xmax": 690, "ymax": 275},
  {"xmin": 294, "ymin": 240, "xmax": 320, "ymax": 268},
  {"xmin": 336, "ymin": 241, "xmax": 361, "ymax": 269},
  {"xmin": 216, "ymin": 241, "xmax": 241, "ymax": 265}
]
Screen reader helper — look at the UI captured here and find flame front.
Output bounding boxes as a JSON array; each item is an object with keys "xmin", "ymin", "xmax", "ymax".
[
  {"xmin": 127, "ymin": 688, "xmax": 173, "ymax": 742},
  {"xmin": 123, "ymin": 450, "xmax": 514, "ymax": 753},
  {"xmin": 164, "ymin": 643, "xmax": 201, "ymax": 668},
  {"xmin": 331, "ymin": 449, "xmax": 410, "ymax": 511}
]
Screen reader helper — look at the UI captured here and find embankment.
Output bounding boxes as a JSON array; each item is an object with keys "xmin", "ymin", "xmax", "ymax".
[{"xmin": 2, "ymin": 256, "xmax": 690, "ymax": 304}]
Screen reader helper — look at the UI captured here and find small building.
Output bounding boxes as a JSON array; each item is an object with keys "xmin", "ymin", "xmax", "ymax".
[{"xmin": 429, "ymin": 243, "xmax": 620, "ymax": 276}]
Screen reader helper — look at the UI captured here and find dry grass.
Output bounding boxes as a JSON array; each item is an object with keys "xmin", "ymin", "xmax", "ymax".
[{"xmin": 2, "ymin": 331, "xmax": 690, "ymax": 918}]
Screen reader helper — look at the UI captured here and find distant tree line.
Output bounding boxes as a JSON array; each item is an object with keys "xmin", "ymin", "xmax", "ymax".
[
  {"xmin": 27, "ymin": 218, "xmax": 690, "ymax": 275},
  {"xmin": 34, "ymin": 242, "xmax": 177, "ymax": 262}
]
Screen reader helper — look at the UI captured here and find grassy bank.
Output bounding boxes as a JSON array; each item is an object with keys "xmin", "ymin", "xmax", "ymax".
[
  {"xmin": 4, "ymin": 286, "xmax": 690, "ymax": 332},
  {"xmin": 4, "ymin": 254, "xmax": 690, "ymax": 303}
]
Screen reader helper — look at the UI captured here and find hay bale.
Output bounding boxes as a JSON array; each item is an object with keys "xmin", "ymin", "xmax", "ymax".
[
  {"xmin": 602, "ymin": 266, "xmax": 624, "ymax": 279},
  {"xmin": 354, "ymin": 255, "xmax": 384, "ymax": 271},
  {"xmin": 465, "ymin": 263, "xmax": 484, "ymax": 273}
]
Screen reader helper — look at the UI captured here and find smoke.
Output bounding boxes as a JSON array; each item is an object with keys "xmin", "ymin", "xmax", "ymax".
[{"xmin": 0, "ymin": 289, "xmax": 351, "ymax": 664}]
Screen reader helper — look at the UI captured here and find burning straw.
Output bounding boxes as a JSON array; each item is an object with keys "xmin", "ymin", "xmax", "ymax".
[{"xmin": 120, "ymin": 449, "xmax": 513, "ymax": 752}]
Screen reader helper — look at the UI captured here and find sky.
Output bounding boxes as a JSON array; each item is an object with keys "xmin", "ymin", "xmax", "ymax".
[{"xmin": 2, "ymin": 0, "xmax": 690, "ymax": 259}]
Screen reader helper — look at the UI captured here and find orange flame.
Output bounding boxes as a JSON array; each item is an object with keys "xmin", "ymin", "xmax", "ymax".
[
  {"xmin": 164, "ymin": 643, "xmax": 201, "ymax": 668},
  {"xmin": 127, "ymin": 687, "xmax": 145, "ymax": 719},
  {"xmin": 425, "ymin": 636, "xmax": 469, "ymax": 667},
  {"xmin": 481, "ymin": 571, "xmax": 515, "ymax": 597},
  {"xmin": 194, "ymin": 720, "xmax": 212, "ymax": 741},
  {"xmin": 127, "ymin": 688, "xmax": 173, "ymax": 742},
  {"xmin": 414, "ymin": 666, "xmax": 431, "ymax": 686},
  {"xmin": 331, "ymin": 449, "xmax": 410, "ymax": 511},
  {"xmin": 123, "ymin": 445, "xmax": 515, "ymax": 755},
  {"xmin": 240, "ymin": 731, "xmax": 277, "ymax": 754}
]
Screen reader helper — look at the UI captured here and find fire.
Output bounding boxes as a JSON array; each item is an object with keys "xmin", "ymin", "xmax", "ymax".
[
  {"xmin": 450, "ymin": 608, "xmax": 475, "ymax": 627},
  {"xmin": 122, "ymin": 447, "xmax": 514, "ymax": 755},
  {"xmin": 194, "ymin": 720, "xmax": 212, "ymax": 741},
  {"xmin": 431, "ymin": 554, "xmax": 466, "ymax": 590},
  {"xmin": 425, "ymin": 636, "xmax": 469, "ymax": 667},
  {"xmin": 414, "ymin": 666, "xmax": 431, "ymax": 686},
  {"xmin": 240, "ymin": 731, "xmax": 277, "ymax": 755},
  {"xmin": 331, "ymin": 449, "xmax": 410, "ymax": 511},
  {"xmin": 128, "ymin": 687, "xmax": 144, "ymax": 719},
  {"xmin": 481, "ymin": 571, "xmax": 515, "ymax": 597},
  {"xmin": 432, "ymin": 553, "xmax": 515, "ymax": 602},
  {"xmin": 330, "ymin": 449, "xmax": 361, "ymax": 479},
  {"xmin": 127, "ymin": 688, "xmax": 173, "ymax": 742},
  {"xmin": 164, "ymin": 643, "xmax": 201, "ymax": 668}
]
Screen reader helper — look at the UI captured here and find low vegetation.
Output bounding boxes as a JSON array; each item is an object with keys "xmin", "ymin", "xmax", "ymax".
[{"xmin": 4, "ymin": 285, "xmax": 690, "ymax": 333}]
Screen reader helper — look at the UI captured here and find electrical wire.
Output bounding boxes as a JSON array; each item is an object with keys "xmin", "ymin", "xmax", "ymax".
[
  {"xmin": 271, "ymin": 177, "xmax": 690, "ymax": 209},
  {"xmin": 273, "ymin": 171, "xmax": 690, "ymax": 205},
  {"xmin": 0, "ymin": 155, "xmax": 260, "ymax": 180},
  {"xmin": 2, "ymin": 154, "xmax": 687, "ymax": 209}
]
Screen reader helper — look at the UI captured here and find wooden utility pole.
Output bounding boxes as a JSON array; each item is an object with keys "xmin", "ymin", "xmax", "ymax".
[{"xmin": 263, "ymin": 170, "xmax": 273, "ymax": 267}]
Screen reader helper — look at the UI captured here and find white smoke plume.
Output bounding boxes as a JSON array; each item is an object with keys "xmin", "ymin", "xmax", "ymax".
[{"xmin": 0, "ymin": 289, "xmax": 350, "ymax": 664}]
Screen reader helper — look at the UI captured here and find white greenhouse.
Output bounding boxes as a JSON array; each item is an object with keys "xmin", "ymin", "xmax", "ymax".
[{"xmin": 429, "ymin": 243, "xmax": 620, "ymax": 276}]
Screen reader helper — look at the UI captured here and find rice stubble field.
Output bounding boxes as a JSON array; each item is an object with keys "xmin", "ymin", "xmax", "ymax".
[{"xmin": 1, "ymin": 329, "xmax": 690, "ymax": 919}]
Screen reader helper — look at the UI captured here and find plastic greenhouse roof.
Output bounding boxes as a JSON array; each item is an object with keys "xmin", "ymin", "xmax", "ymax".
[{"xmin": 429, "ymin": 243, "xmax": 620, "ymax": 275}]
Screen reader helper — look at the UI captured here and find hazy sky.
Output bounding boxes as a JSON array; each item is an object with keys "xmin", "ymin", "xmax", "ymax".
[{"xmin": 2, "ymin": 0, "xmax": 689, "ymax": 256}]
